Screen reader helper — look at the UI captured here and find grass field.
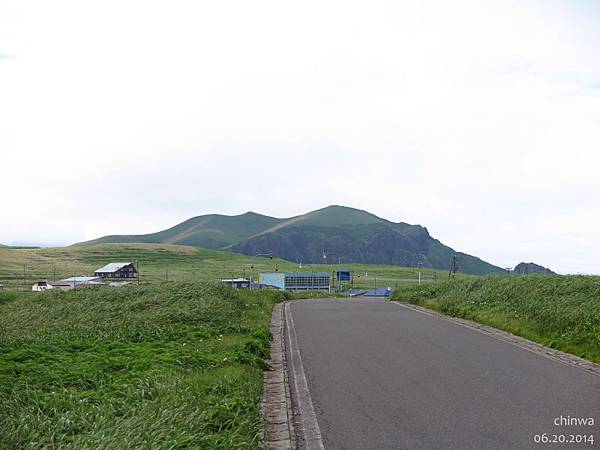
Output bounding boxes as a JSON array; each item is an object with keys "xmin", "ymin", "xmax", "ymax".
[
  {"xmin": 0, "ymin": 243, "xmax": 464, "ymax": 291},
  {"xmin": 0, "ymin": 282, "xmax": 301, "ymax": 449},
  {"xmin": 391, "ymin": 276, "xmax": 600, "ymax": 363}
]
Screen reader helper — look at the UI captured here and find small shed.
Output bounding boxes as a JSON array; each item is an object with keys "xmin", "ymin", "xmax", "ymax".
[
  {"xmin": 50, "ymin": 281, "xmax": 72, "ymax": 291},
  {"xmin": 94, "ymin": 263, "xmax": 138, "ymax": 280},
  {"xmin": 221, "ymin": 278, "xmax": 251, "ymax": 289},
  {"xmin": 60, "ymin": 276, "xmax": 104, "ymax": 289}
]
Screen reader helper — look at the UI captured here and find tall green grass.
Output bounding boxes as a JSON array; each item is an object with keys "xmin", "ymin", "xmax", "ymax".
[
  {"xmin": 0, "ymin": 283, "xmax": 294, "ymax": 449},
  {"xmin": 391, "ymin": 276, "xmax": 600, "ymax": 363}
]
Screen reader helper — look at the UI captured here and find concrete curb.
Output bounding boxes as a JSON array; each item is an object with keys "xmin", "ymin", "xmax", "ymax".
[
  {"xmin": 262, "ymin": 302, "xmax": 296, "ymax": 449},
  {"xmin": 394, "ymin": 302, "xmax": 600, "ymax": 378},
  {"xmin": 284, "ymin": 302, "xmax": 325, "ymax": 450}
]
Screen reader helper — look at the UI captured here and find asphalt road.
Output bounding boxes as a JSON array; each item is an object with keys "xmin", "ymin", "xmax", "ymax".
[{"xmin": 287, "ymin": 298, "xmax": 600, "ymax": 450}]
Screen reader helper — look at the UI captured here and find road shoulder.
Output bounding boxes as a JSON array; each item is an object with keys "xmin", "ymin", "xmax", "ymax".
[
  {"xmin": 262, "ymin": 303, "xmax": 296, "ymax": 449},
  {"xmin": 393, "ymin": 301, "xmax": 600, "ymax": 378}
]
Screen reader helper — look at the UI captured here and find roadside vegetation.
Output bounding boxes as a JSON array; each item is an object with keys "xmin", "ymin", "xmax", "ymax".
[
  {"xmin": 0, "ymin": 282, "xmax": 302, "ymax": 449},
  {"xmin": 391, "ymin": 276, "xmax": 600, "ymax": 363}
]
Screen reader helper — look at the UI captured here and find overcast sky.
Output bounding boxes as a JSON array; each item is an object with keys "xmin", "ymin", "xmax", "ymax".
[{"xmin": 1, "ymin": 1, "xmax": 599, "ymax": 273}]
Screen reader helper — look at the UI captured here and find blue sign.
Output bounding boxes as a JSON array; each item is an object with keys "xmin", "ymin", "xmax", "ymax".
[{"xmin": 337, "ymin": 270, "xmax": 352, "ymax": 281}]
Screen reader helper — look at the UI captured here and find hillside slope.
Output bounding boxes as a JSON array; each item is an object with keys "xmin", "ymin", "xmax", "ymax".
[
  {"xmin": 76, "ymin": 212, "xmax": 281, "ymax": 250},
  {"xmin": 74, "ymin": 206, "xmax": 504, "ymax": 275}
]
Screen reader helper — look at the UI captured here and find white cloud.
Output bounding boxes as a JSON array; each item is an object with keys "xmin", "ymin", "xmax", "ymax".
[{"xmin": 1, "ymin": 0, "xmax": 599, "ymax": 273}]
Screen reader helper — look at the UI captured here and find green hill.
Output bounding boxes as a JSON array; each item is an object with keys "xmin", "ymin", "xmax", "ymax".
[
  {"xmin": 76, "ymin": 212, "xmax": 281, "ymax": 249},
  {"xmin": 74, "ymin": 206, "xmax": 504, "ymax": 275}
]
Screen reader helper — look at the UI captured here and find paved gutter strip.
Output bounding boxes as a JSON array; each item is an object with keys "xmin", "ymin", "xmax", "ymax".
[
  {"xmin": 262, "ymin": 303, "xmax": 296, "ymax": 450},
  {"xmin": 394, "ymin": 301, "xmax": 600, "ymax": 378}
]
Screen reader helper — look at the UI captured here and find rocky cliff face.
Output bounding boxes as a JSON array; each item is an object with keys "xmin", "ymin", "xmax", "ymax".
[
  {"xmin": 231, "ymin": 218, "xmax": 503, "ymax": 275},
  {"xmin": 231, "ymin": 222, "xmax": 432, "ymax": 266},
  {"xmin": 514, "ymin": 262, "xmax": 556, "ymax": 275}
]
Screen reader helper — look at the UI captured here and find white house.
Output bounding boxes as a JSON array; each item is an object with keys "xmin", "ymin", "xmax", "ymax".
[{"xmin": 31, "ymin": 280, "xmax": 71, "ymax": 291}]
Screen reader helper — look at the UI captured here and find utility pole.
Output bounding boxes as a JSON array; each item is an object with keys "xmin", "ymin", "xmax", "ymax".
[
  {"xmin": 417, "ymin": 256, "xmax": 423, "ymax": 286},
  {"xmin": 251, "ymin": 252, "xmax": 273, "ymax": 290},
  {"xmin": 137, "ymin": 260, "xmax": 140, "ymax": 285},
  {"xmin": 23, "ymin": 264, "xmax": 26, "ymax": 291},
  {"xmin": 448, "ymin": 256, "xmax": 459, "ymax": 280},
  {"xmin": 53, "ymin": 264, "xmax": 56, "ymax": 282},
  {"xmin": 323, "ymin": 250, "xmax": 342, "ymax": 291}
]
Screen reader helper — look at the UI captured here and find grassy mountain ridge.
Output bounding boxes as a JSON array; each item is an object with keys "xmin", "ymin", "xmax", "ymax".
[
  {"xmin": 74, "ymin": 206, "xmax": 504, "ymax": 275},
  {"xmin": 76, "ymin": 212, "xmax": 282, "ymax": 250}
]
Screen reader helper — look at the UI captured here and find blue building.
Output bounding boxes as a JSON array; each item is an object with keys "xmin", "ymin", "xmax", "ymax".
[{"xmin": 259, "ymin": 272, "xmax": 331, "ymax": 291}]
